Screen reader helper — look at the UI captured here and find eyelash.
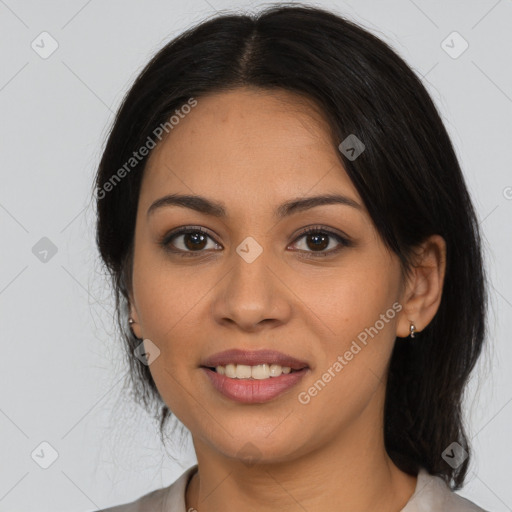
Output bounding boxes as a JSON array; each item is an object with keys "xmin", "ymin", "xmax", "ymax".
[{"xmin": 160, "ymin": 225, "xmax": 353, "ymax": 258}]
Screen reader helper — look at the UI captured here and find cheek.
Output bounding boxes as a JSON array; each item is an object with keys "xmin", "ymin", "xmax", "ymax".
[
  {"xmin": 132, "ymin": 241, "xmax": 203, "ymax": 339},
  {"xmin": 294, "ymin": 261, "xmax": 400, "ymax": 398},
  {"xmin": 290, "ymin": 257, "xmax": 398, "ymax": 343},
  {"xmin": 131, "ymin": 255, "xmax": 206, "ymax": 421},
  {"xmin": 131, "ymin": 247, "xmax": 211, "ymax": 411}
]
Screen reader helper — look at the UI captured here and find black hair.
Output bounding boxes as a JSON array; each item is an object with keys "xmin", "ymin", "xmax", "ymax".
[{"xmin": 93, "ymin": 3, "xmax": 488, "ymax": 490}]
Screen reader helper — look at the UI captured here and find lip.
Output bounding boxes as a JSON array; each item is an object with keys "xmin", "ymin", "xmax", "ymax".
[
  {"xmin": 200, "ymin": 349, "xmax": 310, "ymax": 404},
  {"xmin": 201, "ymin": 349, "xmax": 309, "ymax": 371},
  {"xmin": 202, "ymin": 367, "xmax": 309, "ymax": 404}
]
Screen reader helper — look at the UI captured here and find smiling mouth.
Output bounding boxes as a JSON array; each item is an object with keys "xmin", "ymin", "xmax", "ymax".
[{"xmin": 200, "ymin": 349, "xmax": 310, "ymax": 402}]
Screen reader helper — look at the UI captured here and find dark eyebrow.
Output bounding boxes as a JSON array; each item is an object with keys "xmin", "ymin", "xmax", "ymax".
[{"xmin": 147, "ymin": 193, "xmax": 363, "ymax": 218}]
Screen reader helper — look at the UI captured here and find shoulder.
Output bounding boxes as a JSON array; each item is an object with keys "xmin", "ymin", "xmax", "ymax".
[
  {"xmin": 95, "ymin": 465, "xmax": 198, "ymax": 512},
  {"xmin": 403, "ymin": 468, "xmax": 490, "ymax": 512}
]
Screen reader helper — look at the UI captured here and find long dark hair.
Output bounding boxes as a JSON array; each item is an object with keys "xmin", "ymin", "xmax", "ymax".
[{"xmin": 93, "ymin": 3, "xmax": 488, "ymax": 490}]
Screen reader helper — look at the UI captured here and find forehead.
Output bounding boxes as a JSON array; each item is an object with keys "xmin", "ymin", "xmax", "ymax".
[{"xmin": 140, "ymin": 87, "xmax": 361, "ymax": 214}]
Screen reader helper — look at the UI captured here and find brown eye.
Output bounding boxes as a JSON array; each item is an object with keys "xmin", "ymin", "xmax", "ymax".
[
  {"xmin": 304, "ymin": 232, "xmax": 329, "ymax": 251},
  {"xmin": 161, "ymin": 227, "xmax": 221, "ymax": 255},
  {"xmin": 291, "ymin": 226, "xmax": 352, "ymax": 256},
  {"xmin": 182, "ymin": 231, "xmax": 208, "ymax": 251}
]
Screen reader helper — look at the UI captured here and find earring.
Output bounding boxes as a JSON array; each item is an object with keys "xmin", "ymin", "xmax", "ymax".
[
  {"xmin": 128, "ymin": 317, "xmax": 135, "ymax": 325},
  {"xmin": 409, "ymin": 322, "xmax": 416, "ymax": 338}
]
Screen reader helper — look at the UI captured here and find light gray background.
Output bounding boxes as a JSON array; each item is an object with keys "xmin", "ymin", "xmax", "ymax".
[{"xmin": 1, "ymin": 0, "xmax": 511, "ymax": 510}]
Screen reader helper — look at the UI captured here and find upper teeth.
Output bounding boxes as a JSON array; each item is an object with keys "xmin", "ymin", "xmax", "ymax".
[{"xmin": 216, "ymin": 364, "xmax": 293, "ymax": 379}]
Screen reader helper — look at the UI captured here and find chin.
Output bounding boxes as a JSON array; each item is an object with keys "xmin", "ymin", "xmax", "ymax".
[{"xmin": 202, "ymin": 425, "xmax": 312, "ymax": 466}]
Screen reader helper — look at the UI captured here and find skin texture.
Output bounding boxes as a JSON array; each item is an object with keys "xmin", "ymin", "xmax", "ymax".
[{"xmin": 129, "ymin": 87, "xmax": 446, "ymax": 512}]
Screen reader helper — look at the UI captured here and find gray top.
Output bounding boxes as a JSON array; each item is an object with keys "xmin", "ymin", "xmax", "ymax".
[{"xmin": 96, "ymin": 465, "xmax": 489, "ymax": 512}]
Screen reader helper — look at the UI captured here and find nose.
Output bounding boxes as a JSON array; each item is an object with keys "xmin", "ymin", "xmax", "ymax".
[{"xmin": 210, "ymin": 242, "xmax": 293, "ymax": 332}]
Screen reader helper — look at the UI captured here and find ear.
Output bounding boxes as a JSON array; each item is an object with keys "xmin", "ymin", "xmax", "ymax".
[
  {"xmin": 128, "ymin": 291, "xmax": 143, "ymax": 339},
  {"xmin": 396, "ymin": 234, "xmax": 447, "ymax": 338}
]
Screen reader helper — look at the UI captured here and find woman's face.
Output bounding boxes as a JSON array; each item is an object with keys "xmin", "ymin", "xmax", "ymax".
[{"xmin": 129, "ymin": 87, "xmax": 411, "ymax": 464}]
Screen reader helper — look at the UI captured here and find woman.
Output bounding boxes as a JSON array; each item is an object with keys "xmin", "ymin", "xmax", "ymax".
[{"xmin": 94, "ymin": 4, "xmax": 490, "ymax": 511}]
